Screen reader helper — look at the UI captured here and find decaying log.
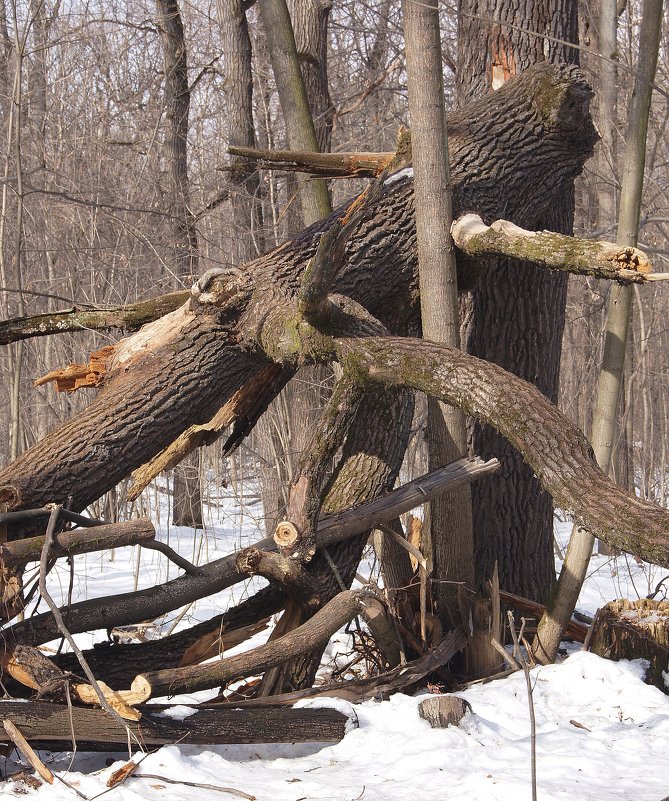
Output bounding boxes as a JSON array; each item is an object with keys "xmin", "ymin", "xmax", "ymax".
[
  {"xmin": 451, "ymin": 213, "xmax": 653, "ymax": 283},
  {"xmin": 590, "ymin": 599, "xmax": 669, "ymax": 691},
  {"xmin": 132, "ymin": 589, "xmax": 368, "ymax": 698},
  {"xmin": 0, "ymin": 702, "xmax": 355, "ymax": 750},
  {"xmin": 0, "ymin": 518, "xmax": 155, "ymax": 567},
  {"xmin": 418, "ymin": 696, "xmax": 471, "ymax": 728},
  {"xmin": 7, "ymin": 458, "xmax": 497, "ymax": 648}
]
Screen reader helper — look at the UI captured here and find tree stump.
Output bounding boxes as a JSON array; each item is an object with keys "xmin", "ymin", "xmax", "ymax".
[
  {"xmin": 418, "ymin": 696, "xmax": 471, "ymax": 728},
  {"xmin": 590, "ymin": 599, "xmax": 669, "ymax": 692}
]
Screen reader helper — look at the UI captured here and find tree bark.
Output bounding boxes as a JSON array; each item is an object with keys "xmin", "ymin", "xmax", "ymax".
[
  {"xmin": 456, "ymin": 0, "xmax": 580, "ymax": 602},
  {"xmin": 0, "ymin": 702, "xmax": 354, "ymax": 749},
  {"xmin": 0, "ymin": 64, "xmax": 598, "ymax": 531},
  {"xmin": 403, "ymin": 0, "xmax": 474, "ymax": 631}
]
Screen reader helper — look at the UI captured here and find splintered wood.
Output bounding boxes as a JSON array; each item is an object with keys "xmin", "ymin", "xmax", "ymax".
[{"xmin": 34, "ymin": 345, "xmax": 116, "ymax": 392}]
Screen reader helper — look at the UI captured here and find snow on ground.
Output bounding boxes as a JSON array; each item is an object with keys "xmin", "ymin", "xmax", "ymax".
[{"xmin": 2, "ymin": 495, "xmax": 669, "ymax": 800}]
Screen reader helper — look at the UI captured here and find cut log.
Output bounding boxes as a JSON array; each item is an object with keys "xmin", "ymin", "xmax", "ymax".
[
  {"xmin": 590, "ymin": 599, "xmax": 669, "ymax": 692},
  {"xmin": 0, "ymin": 519, "xmax": 155, "ymax": 568},
  {"xmin": 7, "ymin": 458, "xmax": 498, "ymax": 648},
  {"xmin": 0, "ymin": 702, "xmax": 355, "ymax": 750},
  {"xmin": 418, "ymin": 696, "xmax": 471, "ymax": 728}
]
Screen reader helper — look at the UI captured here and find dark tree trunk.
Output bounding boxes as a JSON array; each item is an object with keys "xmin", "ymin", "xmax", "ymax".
[
  {"xmin": 456, "ymin": 0, "xmax": 580, "ymax": 602},
  {"xmin": 156, "ymin": 0, "xmax": 203, "ymax": 527}
]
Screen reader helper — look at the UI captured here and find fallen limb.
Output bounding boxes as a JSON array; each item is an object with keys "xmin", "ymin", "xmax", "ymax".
[
  {"xmin": 217, "ymin": 628, "xmax": 467, "ymax": 705},
  {"xmin": 227, "ymin": 144, "xmax": 392, "ymax": 177},
  {"xmin": 2, "ymin": 719, "xmax": 54, "ymax": 784},
  {"xmin": 499, "ymin": 589, "xmax": 588, "ymax": 642},
  {"xmin": 451, "ymin": 213, "xmax": 653, "ymax": 282},
  {"xmin": 337, "ymin": 336, "xmax": 669, "ymax": 567},
  {"xmin": 0, "ymin": 702, "xmax": 354, "ymax": 750},
  {"xmin": 0, "ymin": 518, "xmax": 155, "ymax": 567},
  {"xmin": 7, "ymin": 458, "xmax": 497, "ymax": 647},
  {"xmin": 132, "ymin": 589, "xmax": 368, "ymax": 698}
]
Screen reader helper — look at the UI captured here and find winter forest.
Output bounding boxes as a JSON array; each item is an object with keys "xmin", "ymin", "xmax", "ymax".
[{"xmin": 0, "ymin": 0, "xmax": 668, "ymax": 798}]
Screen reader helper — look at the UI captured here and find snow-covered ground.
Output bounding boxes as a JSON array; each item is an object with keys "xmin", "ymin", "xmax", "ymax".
[{"xmin": 2, "ymin": 494, "xmax": 669, "ymax": 800}]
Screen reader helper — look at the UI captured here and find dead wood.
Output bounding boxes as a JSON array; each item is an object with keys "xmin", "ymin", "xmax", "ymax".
[
  {"xmin": 132, "ymin": 589, "xmax": 368, "ymax": 698},
  {"xmin": 0, "ymin": 702, "xmax": 355, "ymax": 750},
  {"xmin": 451, "ymin": 213, "xmax": 653, "ymax": 282},
  {"xmin": 2, "ymin": 719, "xmax": 54, "ymax": 784},
  {"xmin": 0, "ymin": 518, "xmax": 155, "ymax": 567},
  {"xmin": 499, "ymin": 589, "xmax": 588, "ymax": 642},
  {"xmin": 227, "ymin": 144, "xmax": 392, "ymax": 177},
  {"xmin": 0, "ymin": 64, "xmax": 597, "ymax": 529},
  {"xmin": 0, "ymin": 291, "xmax": 189, "ymax": 346},
  {"xmin": 7, "ymin": 458, "xmax": 496, "ymax": 648},
  {"xmin": 418, "ymin": 696, "xmax": 471, "ymax": 728},
  {"xmin": 590, "ymin": 599, "xmax": 669, "ymax": 691},
  {"xmin": 336, "ymin": 336, "xmax": 669, "ymax": 568},
  {"xmin": 235, "ymin": 548, "xmax": 320, "ymax": 608},
  {"xmin": 212, "ymin": 629, "xmax": 467, "ymax": 705}
]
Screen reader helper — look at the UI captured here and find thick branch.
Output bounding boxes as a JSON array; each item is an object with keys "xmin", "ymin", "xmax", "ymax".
[
  {"xmin": 133, "ymin": 589, "xmax": 368, "ymax": 698},
  {"xmin": 451, "ymin": 213, "xmax": 653, "ymax": 282},
  {"xmin": 0, "ymin": 291, "xmax": 189, "ymax": 346},
  {"xmin": 227, "ymin": 144, "xmax": 392, "ymax": 177},
  {"xmin": 337, "ymin": 336, "xmax": 669, "ymax": 567},
  {"xmin": 0, "ymin": 518, "xmax": 155, "ymax": 567},
  {"xmin": 0, "ymin": 702, "xmax": 353, "ymax": 749}
]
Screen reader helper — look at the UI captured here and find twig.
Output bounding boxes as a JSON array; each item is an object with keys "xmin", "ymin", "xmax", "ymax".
[
  {"xmin": 490, "ymin": 636, "xmax": 520, "ymax": 671},
  {"xmin": 140, "ymin": 540, "xmax": 203, "ymax": 575},
  {"xmin": 133, "ymin": 774, "xmax": 256, "ymax": 799},
  {"xmin": 508, "ymin": 612, "xmax": 537, "ymax": 801},
  {"xmin": 38, "ymin": 505, "xmax": 135, "ymax": 739},
  {"xmin": 2, "ymin": 719, "xmax": 54, "ymax": 784}
]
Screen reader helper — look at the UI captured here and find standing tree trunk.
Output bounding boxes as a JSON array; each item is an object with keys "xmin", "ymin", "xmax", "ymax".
[
  {"xmin": 255, "ymin": 0, "xmax": 334, "ymax": 535},
  {"xmin": 402, "ymin": 0, "xmax": 474, "ymax": 631},
  {"xmin": 156, "ymin": 0, "xmax": 202, "ymax": 527},
  {"xmin": 456, "ymin": 0, "xmax": 579, "ymax": 602},
  {"xmin": 533, "ymin": 0, "xmax": 662, "ymax": 664}
]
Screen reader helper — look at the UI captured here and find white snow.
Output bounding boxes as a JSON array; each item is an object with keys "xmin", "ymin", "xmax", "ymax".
[
  {"xmin": 383, "ymin": 166, "xmax": 414, "ymax": 185},
  {"xmin": 2, "ymin": 497, "xmax": 668, "ymax": 800}
]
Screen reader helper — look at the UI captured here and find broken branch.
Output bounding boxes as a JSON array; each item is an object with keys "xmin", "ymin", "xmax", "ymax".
[{"xmin": 451, "ymin": 213, "xmax": 653, "ymax": 282}]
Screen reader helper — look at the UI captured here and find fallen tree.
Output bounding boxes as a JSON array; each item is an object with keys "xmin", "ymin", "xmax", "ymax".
[{"xmin": 2, "ymin": 62, "xmax": 667, "ymax": 707}]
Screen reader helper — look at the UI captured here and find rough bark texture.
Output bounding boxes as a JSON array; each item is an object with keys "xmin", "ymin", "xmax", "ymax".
[
  {"xmin": 0, "ymin": 702, "xmax": 354, "ymax": 749},
  {"xmin": 457, "ymin": 0, "xmax": 580, "ymax": 602},
  {"xmin": 0, "ymin": 64, "xmax": 597, "ymax": 534},
  {"xmin": 335, "ymin": 336, "xmax": 669, "ymax": 567}
]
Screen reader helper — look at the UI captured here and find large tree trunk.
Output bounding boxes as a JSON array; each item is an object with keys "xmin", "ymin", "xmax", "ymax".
[
  {"xmin": 0, "ymin": 64, "xmax": 597, "ymax": 530},
  {"xmin": 456, "ymin": 0, "xmax": 579, "ymax": 602},
  {"xmin": 156, "ymin": 0, "xmax": 203, "ymax": 528}
]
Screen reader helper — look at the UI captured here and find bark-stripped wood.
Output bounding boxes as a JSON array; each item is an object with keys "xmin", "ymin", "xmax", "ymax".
[
  {"xmin": 0, "ymin": 702, "xmax": 354, "ymax": 749},
  {"xmin": 228, "ymin": 144, "xmax": 392, "ymax": 176},
  {"xmin": 451, "ymin": 214, "xmax": 653, "ymax": 282}
]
